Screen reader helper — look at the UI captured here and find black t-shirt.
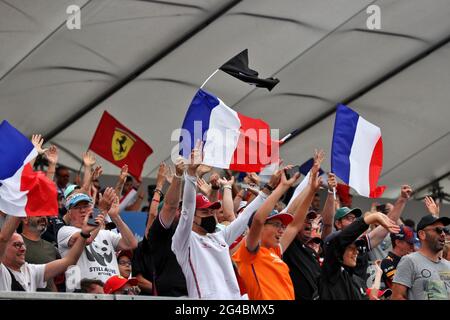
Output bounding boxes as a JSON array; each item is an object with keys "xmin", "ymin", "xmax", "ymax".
[
  {"xmin": 283, "ymin": 238, "xmax": 321, "ymax": 300},
  {"xmin": 147, "ymin": 214, "xmax": 187, "ymax": 297},
  {"xmin": 132, "ymin": 239, "xmax": 154, "ymax": 295}
]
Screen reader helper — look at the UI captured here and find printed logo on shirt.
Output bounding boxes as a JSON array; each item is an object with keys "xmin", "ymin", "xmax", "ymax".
[{"xmin": 85, "ymin": 239, "xmax": 114, "ymax": 266}]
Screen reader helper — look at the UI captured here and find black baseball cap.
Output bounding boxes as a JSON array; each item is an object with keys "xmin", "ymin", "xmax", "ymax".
[{"xmin": 417, "ymin": 215, "xmax": 450, "ymax": 232}]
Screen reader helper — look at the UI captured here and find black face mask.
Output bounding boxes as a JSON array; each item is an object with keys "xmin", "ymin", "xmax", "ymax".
[{"xmin": 200, "ymin": 216, "xmax": 216, "ymax": 233}]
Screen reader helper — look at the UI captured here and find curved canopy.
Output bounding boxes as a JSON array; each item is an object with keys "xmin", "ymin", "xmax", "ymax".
[{"xmin": 1, "ymin": 0, "xmax": 449, "ymax": 201}]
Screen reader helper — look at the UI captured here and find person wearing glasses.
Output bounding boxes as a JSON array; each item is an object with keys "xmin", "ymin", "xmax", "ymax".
[
  {"xmin": 392, "ymin": 215, "xmax": 450, "ymax": 300},
  {"xmin": 117, "ymin": 250, "xmax": 133, "ymax": 279},
  {"xmin": 57, "ymin": 188, "xmax": 137, "ymax": 290},
  {"xmin": 0, "ymin": 211, "xmax": 98, "ymax": 292}
]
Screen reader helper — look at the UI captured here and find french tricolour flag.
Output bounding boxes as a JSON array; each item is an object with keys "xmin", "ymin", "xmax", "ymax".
[
  {"xmin": 331, "ymin": 104, "xmax": 386, "ymax": 198},
  {"xmin": 0, "ymin": 121, "xmax": 58, "ymax": 217},
  {"xmin": 180, "ymin": 89, "xmax": 277, "ymax": 172}
]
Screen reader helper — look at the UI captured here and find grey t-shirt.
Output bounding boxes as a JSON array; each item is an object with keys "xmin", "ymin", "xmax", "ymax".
[{"xmin": 393, "ymin": 252, "xmax": 450, "ymax": 300}]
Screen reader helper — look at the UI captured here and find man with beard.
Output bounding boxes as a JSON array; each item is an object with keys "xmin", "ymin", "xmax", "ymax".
[
  {"xmin": 21, "ymin": 216, "xmax": 61, "ymax": 291},
  {"xmin": 0, "ymin": 212, "xmax": 99, "ymax": 292},
  {"xmin": 392, "ymin": 215, "xmax": 450, "ymax": 300}
]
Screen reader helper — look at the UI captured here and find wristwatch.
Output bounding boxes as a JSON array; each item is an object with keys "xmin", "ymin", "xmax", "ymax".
[
  {"xmin": 80, "ymin": 231, "xmax": 91, "ymax": 239},
  {"xmin": 263, "ymin": 183, "xmax": 274, "ymax": 192}
]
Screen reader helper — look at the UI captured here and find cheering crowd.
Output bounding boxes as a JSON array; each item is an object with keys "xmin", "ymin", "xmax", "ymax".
[{"xmin": 0, "ymin": 136, "xmax": 449, "ymax": 300}]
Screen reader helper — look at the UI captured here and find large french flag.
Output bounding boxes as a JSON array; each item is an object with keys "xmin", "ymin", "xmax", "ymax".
[
  {"xmin": 180, "ymin": 89, "xmax": 276, "ymax": 172},
  {"xmin": 0, "ymin": 121, "xmax": 58, "ymax": 217},
  {"xmin": 331, "ymin": 104, "xmax": 386, "ymax": 198}
]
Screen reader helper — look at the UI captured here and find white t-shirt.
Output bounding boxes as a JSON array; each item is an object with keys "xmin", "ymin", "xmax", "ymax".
[
  {"xmin": 58, "ymin": 226, "xmax": 122, "ymax": 286},
  {"xmin": 172, "ymin": 175, "xmax": 266, "ymax": 299},
  {"xmin": 0, "ymin": 262, "xmax": 46, "ymax": 292}
]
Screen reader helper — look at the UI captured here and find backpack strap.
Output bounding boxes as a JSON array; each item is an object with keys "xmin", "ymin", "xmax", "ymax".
[{"xmin": 6, "ymin": 267, "xmax": 26, "ymax": 291}]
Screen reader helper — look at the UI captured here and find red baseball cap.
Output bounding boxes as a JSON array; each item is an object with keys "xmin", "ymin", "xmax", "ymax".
[
  {"xmin": 196, "ymin": 194, "xmax": 221, "ymax": 210},
  {"xmin": 104, "ymin": 275, "xmax": 138, "ymax": 294}
]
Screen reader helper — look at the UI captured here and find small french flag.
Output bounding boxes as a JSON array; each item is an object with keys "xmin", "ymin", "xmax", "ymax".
[
  {"xmin": 180, "ymin": 89, "xmax": 276, "ymax": 172},
  {"xmin": 0, "ymin": 121, "xmax": 58, "ymax": 217},
  {"xmin": 331, "ymin": 104, "xmax": 386, "ymax": 198}
]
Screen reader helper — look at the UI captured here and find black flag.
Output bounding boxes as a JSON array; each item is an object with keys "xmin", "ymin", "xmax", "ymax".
[{"xmin": 219, "ymin": 49, "xmax": 280, "ymax": 91}]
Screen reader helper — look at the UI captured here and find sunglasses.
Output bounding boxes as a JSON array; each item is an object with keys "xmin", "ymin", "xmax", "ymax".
[{"xmin": 425, "ymin": 226, "xmax": 450, "ymax": 235}]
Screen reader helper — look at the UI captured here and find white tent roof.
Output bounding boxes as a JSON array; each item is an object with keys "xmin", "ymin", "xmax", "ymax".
[{"xmin": 1, "ymin": 0, "xmax": 449, "ymax": 201}]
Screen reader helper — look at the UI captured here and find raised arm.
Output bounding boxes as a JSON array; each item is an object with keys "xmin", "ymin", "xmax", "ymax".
[
  {"xmin": 0, "ymin": 214, "xmax": 21, "ymax": 264},
  {"xmin": 114, "ymin": 165, "xmax": 129, "ymax": 197},
  {"xmin": 172, "ymin": 142, "xmax": 202, "ymax": 254},
  {"xmin": 221, "ymin": 167, "xmax": 282, "ymax": 246},
  {"xmin": 146, "ymin": 162, "xmax": 167, "ymax": 235},
  {"xmin": 44, "ymin": 145, "xmax": 58, "ymax": 180},
  {"xmin": 321, "ymin": 172, "xmax": 337, "ymax": 239},
  {"xmin": 107, "ymin": 192, "xmax": 138, "ymax": 251},
  {"xmin": 424, "ymin": 196, "xmax": 440, "ymax": 217},
  {"xmin": 246, "ymin": 168, "xmax": 299, "ymax": 252},
  {"xmin": 218, "ymin": 176, "xmax": 236, "ymax": 223},
  {"xmin": 30, "ymin": 134, "xmax": 48, "ymax": 168},
  {"xmin": 368, "ymin": 185, "xmax": 411, "ymax": 248},
  {"xmin": 160, "ymin": 159, "xmax": 185, "ymax": 228},
  {"xmin": 281, "ymin": 150, "xmax": 323, "ymax": 252},
  {"xmin": 44, "ymin": 213, "xmax": 98, "ymax": 281},
  {"xmin": 80, "ymin": 151, "xmax": 96, "ymax": 193}
]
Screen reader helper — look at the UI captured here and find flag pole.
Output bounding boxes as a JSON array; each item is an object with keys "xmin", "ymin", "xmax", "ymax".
[{"xmin": 200, "ymin": 69, "xmax": 219, "ymax": 89}]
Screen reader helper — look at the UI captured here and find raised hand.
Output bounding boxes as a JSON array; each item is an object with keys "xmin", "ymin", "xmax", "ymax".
[
  {"xmin": 92, "ymin": 165, "xmax": 103, "ymax": 180},
  {"xmin": 366, "ymin": 212, "xmax": 400, "ymax": 234},
  {"xmin": 327, "ymin": 172, "xmax": 337, "ymax": 191},
  {"xmin": 188, "ymin": 140, "xmax": 203, "ymax": 176},
  {"xmin": 424, "ymin": 196, "xmax": 440, "ymax": 216},
  {"xmin": 309, "ymin": 170, "xmax": 323, "ymax": 191},
  {"xmin": 209, "ymin": 172, "xmax": 220, "ymax": 189},
  {"xmin": 119, "ymin": 164, "xmax": 129, "ymax": 181},
  {"xmin": 156, "ymin": 162, "xmax": 167, "ymax": 187},
  {"xmin": 81, "ymin": 212, "xmax": 103, "ymax": 235},
  {"xmin": 82, "ymin": 151, "xmax": 96, "ymax": 167},
  {"xmin": 267, "ymin": 168, "xmax": 283, "ymax": 190},
  {"xmin": 44, "ymin": 145, "xmax": 58, "ymax": 165},
  {"xmin": 218, "ymin": 176, "xmax": 235, "ymax": 188},
  {"xmin": 107, "ymin": 194, "xmax": 121, "ymax": 219},
  {"xmin": 280, "ymin": 165, "xmax": 300, "ymax": 187},
  {"xmin": 98, "ymin": 187, "xmax": 117, "ymax": 212},
  {"xmin": 31, "ymin": 134, "xmax": 48, "ymax": 155},
  {"xmin": 174, "ymin": 157, "xmax": 186, "ymax": 177},
  {"xmin": 400, "ymin": 185, "xmax": 412, "ymax": 200},
  {"xmin": 197, "ymin": 177, "xmax": 212, "ymax": 196},
  {"xmin": 312, "ymin": 149, "xmax": 325, "ymax": 174},
  {"xmin": 165, "ymin": 165, "xmax": 174, "ymax": 184},
  {"xmin": 247, "ymin": 172, "xmax": 260, "ymax": 187}
]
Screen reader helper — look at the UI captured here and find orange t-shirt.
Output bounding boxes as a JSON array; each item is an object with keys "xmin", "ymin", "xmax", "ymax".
[{"xmin": 232, "ymin": 240, "xmax": 294, "ymax": 300}]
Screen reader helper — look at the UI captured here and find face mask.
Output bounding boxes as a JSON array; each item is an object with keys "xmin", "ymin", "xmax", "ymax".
[{"xmin": 200, "ymin": 216, "xmax": 216, "ymax": 233}]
